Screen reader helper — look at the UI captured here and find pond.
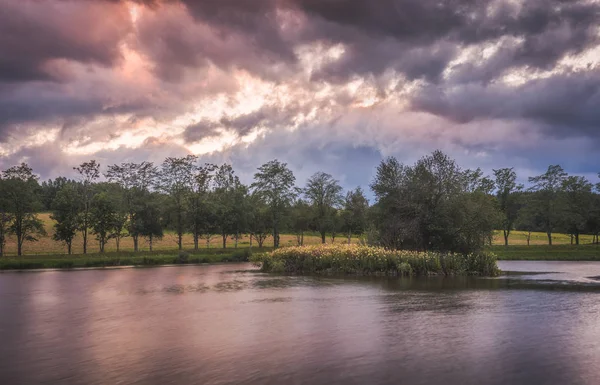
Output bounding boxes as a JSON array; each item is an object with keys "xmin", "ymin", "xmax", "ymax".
[{"xmin": 1, "ymin": 261, "xmax": 599, "ymax": 384}]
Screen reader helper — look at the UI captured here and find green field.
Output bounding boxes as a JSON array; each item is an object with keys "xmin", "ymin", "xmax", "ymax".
[
  {"xmin": 0, "ymin": 248, "xmax": 265, "ymax": 270},
  {"xmin": 2, "ymin": 214, "xmax": 600, "ymax": 263},
  {"xmin": 1, "ymin": 213, "xmax": 357, "ymax": 256}
]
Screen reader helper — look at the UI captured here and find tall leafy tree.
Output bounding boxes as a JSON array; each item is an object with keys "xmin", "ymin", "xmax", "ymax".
[
  {"xmin": 0, "ymin": 178, "xmax": 14, "ymax": 257},
  {"xmin": 341, "ymin": 187, "xmax": 369, "ymax": 244},
  {"xmin": 40, "ymin": 177, "xmax": 72, "ymax": 211},
  {"xmin": 560, "ymin": 176, "xmax": 593, "ymax": 245},
  {"xmin": 51, "ymin": 182, "xmax": 81, "ymax": 254},
  {"xmin": 186, "ymin": 163, "xmax": 217, "ymax": 250},
  {"xmin": 493, "ymin": 168, "xmax": 523, "ymax": 246},
  {"xmin": 370, "ymin": 151, "xmax": 497, "ymax": 254},
  {"xmin": 90, "ymin": 191, "xmax": 119, "ymax": 253},
  {"xmin": 157, "ymin": 156, "xmax": 197, "ymax": 250},
  {"xmin": 73, "ymin": 160, "xmax": 100, "ymax": 254},
  {"xmin": 289, "ymin": 199, "xmax": 311, "ymax": 246},
  {"xmin": 304, "ymin": 172, "xmax": 344, "ymax": 243},
  {"xmin": 248, "ymin": 193, "xmax": 272, "ymax": 248},
  {"xmin": 251, "ymin": 160, "xmax": 297, "ymax": 248},
  {"xmin": 136, "ymin": 192, "xmax": 164, "ymax": 251},
  {"xmin": 528, "ymin": 165, "xmax": 568, "ymax": 245},
  {"xmin": 2, "ymin": 164, "xmax": 46, "ymax": 256},
  {"xmin": 106, "ymin": 162, "xmax": 158, "ymax": 252},
  {"xmin": 213, "ymin": 164, "xmax": 248, "ymax": 248}
]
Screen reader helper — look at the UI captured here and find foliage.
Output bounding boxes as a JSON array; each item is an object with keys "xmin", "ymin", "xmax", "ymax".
[
  {"xmin": 369, "ymin": 151, "xmax": 499, "ymax": 254},
  {"xmin": 252, "ymin": 244, "xmax": 499, "ymax": 276},
  {"xmin": 2, "ymin": 163, "xmax": 47, "ymax": 256},
  {"xmin": 341, "ymin": 187, "xmax": 369, "ymax": 243},
  {"xmin": 494, "ymin": 168, "xmax": 523, "ymax": 246},
  {"xmin": 157, "ymin": 155, "xmax": 197, "ymax": 250},
  {"xmin": 50, "ymin": 182, "xmax": 81, "ymax": 254},
  {"xmin": 527, "ymin": 165, "xmax": 568, "ymax": 245},
  {"xmin": 303, "ymin": 171, "xmax": 344, "ymax": 243},
  {"xmin": 251, "ymin": 160, "xmax": 297, "ymax": 248},
  {"xmin": 106, "ymin": 161, "xmax": 158, "ymax": 251},
  {"xmin": 73, "ymin": 160, "xmax": 101, "ymax": 254}
]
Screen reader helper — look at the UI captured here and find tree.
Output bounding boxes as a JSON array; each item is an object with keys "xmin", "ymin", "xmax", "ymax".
[
  {"xmin": 89, "ymin": 191, "xmax": 119, "ymax": 253},
  {"xmin": 40, "ymin": 177, "xmax": 72, "ymax": 211},
  {"xmin": 560, "ymin": 176, "xmax": 593, "ymax": 245},
  {"xmin": 2, "ymin": 164, "xmax": 46, "ymax": 256},
  {"xmin": 248, "ymin": 193, "xmax": 272, "ymax": 248},
  {"xmin": 528, "ymin": 165, "xmax": 568, "ymax": 245},
  {"xmin": 493, "ymin": 168, "xmax": 523, "ymax": 246},
  {"xmin": 157, "ymin": 156, "xmax": 197, "ymax": 250},
  {"xmin": 304, "ymin": 172, "xmax": 344, "ymax": 243},
  {"xmin": 251, "ymin": 160, "xmax": 297, "ymax": 248},
  {"xmin": 341, "ymin": 187, "xmax": 369, "ymax": 244},
  {"xmin": 105, "ymin": 162, "xmax": 158, "ymax": 252},
  {"xmin": 290, "ymin": 199, "xmax": 311, "ymax": 246},
  {"xmin": 370, "ymin": 150, "xmax": 498, "ymax": 254},
  {"xmin": 213, "ymin": 164, "xmax": 248, "ymax": 249},
  {"xmin": 0, "ymin": 178, "xmax": 14, "ymax": 257},
  {"xmin": 73, "ymin": 160, "xmax": 100, "ymax": 254},
  {"xmin": 186, "ymin": 163, "xmax": 217, "ymax": 250},
  {"xmin": 137, "ymin": 192, "xmax": 164, "ymax": 251},
  {"xmin": 51, "ymin": 182, "xmax": 81, "ymax": 254}
]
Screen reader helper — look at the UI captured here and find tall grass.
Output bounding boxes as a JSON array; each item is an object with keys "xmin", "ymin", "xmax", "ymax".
[
  {"xmin": 251, "ymin": 244, "xmax": 499, "ymax": 277},
  {"xmin": 0, "ymin": 249, "xmax": 254, "ymax": 270}
]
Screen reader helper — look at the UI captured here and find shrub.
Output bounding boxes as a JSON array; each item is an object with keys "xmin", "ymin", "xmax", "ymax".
[
  {"xmin": 174, "ymin": 250, "xmax": 190, "ymax": 264},
  {"xmin": 251, "ymin": 244, "xmax": 499, "ymax": 277}
]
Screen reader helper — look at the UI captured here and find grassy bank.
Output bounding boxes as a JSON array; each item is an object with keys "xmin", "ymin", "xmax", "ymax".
[
  {"xmin": 0, "ymin": 248, "xmax": 263, "ymax": 270},
  {"xmin": 491, "ymin": 245, "xmax": 600, "ymax": 261},
  {"xmin": 251, "ymin": 244, "xmax": 499, "ymax": 277}
]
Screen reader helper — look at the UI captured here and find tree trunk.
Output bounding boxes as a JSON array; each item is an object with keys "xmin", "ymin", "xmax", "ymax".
[
  {"xmin": 547, "ymin": 231, "xmax": 552, "ymax": 246},
  {"xmin": 347, "ymin": 230, "xmax": 352, "ymax": 245},
  {"xmin": 575, "ymin": 233, "xmax": 580, "ymax": 245},
  {"xmin": 83, "ymin": 229, "xmax": 88, "ymax": 254},
  {"xmin": 235, "ymin": 232, "xmax": 238, "ymax": 248},
  {"xmin": 301, "ymin": 231, "xmax": 304, "ymax": 246},
  {"xmin": 503, "ymin": 230, "xmax": 509, "ymax": 246},
  {"xmin": 222, "ymin": 232, "xmax": 227, "ymax": 249},
  {"xmin": 526, "ymin": 233, "xmax": 531, "ymax": 247},
  {"xmin": 133, "ymin": 235, "xmax": 139, "ymax": 252},
  {"xmin": 116, "ymin": 237, "xmax": 120, "ymax": 252},
  {"xmin": 68, "ymin": 242, "xmax": 72, "ymax": 255},
  {"xmin": 149, "ymin": 235, "xmax": 153, "ymax": 251},
  {"xmin": 194, "ymin": 232, "xmax": 199, "ymax": 251},
  {"xmin": 249, "ymin": 234, "xmax": 253, "ymax": 248},
  {"xmin": 17, "ymin": 237, "xmax": 22, "ymax": 257},
  {"xmin": 206, "ymin": 236, "xmax": 210, "ymax": 249},
  {"xmin": 321, "ymin": 230, "xmax": 326, "ymax": 244}
]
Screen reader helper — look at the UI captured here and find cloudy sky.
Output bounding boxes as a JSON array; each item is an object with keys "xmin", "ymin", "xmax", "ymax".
[{"xmin": 1, "ymin": 0, "xmax": 599, "ymax": 190}]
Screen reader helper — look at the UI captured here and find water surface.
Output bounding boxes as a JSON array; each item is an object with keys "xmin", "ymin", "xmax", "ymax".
[{"xmin": 1, "ymin": 262, "xmax": 600, "ymax": 385}]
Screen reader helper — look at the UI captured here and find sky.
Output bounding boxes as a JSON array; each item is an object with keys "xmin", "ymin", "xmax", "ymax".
[{"xmin": 1, "ymin": 0, "xmax": 599, "ymax": 191}]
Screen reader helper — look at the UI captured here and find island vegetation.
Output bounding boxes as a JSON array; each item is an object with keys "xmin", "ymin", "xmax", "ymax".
[{"xmin": 0, "ymin": 150, "xmax": 599, "ymax": 272}]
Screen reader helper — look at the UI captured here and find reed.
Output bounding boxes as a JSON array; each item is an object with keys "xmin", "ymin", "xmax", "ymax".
[{"xmin": 252, "ymin": 244, "xmax": 499, "ymax": 277}]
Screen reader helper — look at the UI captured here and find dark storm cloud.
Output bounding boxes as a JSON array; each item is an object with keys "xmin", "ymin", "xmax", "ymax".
[
  {"xmin": 293, "ymin": 0, "xmax": 600, "ymax": 82},
  {"xmin": 411, "ymin": 69, "xmax": 600, "ymax": 138},
  {"xmin": 0, "ymin": 0, "xmax": 132, "ymax": 83},
  {"xmin": 183, "ymin": 121, "xmax": 220, "ymax": 142}
]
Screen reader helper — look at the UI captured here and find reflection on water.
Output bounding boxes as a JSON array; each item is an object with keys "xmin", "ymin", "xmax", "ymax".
[{"xmin": 1, "ymin": 262, "xmax": 600, "ymax": 385}]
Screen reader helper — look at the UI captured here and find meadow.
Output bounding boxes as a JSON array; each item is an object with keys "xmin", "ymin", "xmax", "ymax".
[
  {"xmin": 1, "ymin": 213, "xmax": 355, "ymax": 256},
  {"xmin": 2, "ymin": 214, "xmax": 600, "ymax": 263}
]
